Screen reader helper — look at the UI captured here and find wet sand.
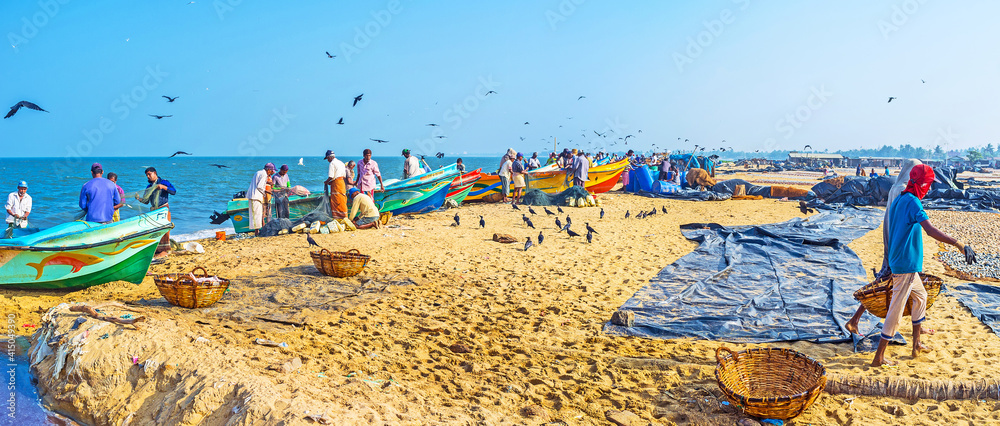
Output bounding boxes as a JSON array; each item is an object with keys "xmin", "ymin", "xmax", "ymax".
[{"xmin": 3, "ymin": 190, "xmax": 1000, "ymax": 425}]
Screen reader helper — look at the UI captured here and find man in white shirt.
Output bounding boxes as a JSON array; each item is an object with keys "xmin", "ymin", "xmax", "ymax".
[
  {"xmin": 527, "ymin": 152, "xmax": 541, "ymax": 170},
  {"xmin": 247, "ymin": 163, "xmax": 275, "ymax": 233},
  {"xmin": 5, "ymin": 181, "xmax": 31, "ymax": 238},
  {"xmin": 402, "ymin": 149, "xmax": 422, "ymax": 179},
  {"xmin": 324, "ymin": 150, "xmax": 348, "ymax": 219}
]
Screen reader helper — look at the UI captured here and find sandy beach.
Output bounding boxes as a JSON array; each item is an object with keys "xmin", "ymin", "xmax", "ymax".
[{"xmin": 3, "ymin": 190, "xmax": 999, "ymax": 425}]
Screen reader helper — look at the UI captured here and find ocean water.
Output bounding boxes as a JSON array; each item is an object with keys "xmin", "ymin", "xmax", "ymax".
[{"xmin": 0, "ymin": 156, "xmax": 501, "ymax": 240}]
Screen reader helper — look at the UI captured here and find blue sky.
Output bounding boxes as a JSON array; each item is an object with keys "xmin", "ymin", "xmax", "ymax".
[{"xmin": 2, "ymin": 1, "xmax": 999, "ymax": 158}]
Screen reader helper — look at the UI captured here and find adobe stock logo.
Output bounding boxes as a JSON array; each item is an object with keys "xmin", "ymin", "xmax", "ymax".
[
  {"xmin": 7, "ymin": 0, "xmax": 73, "ymax": 50},
  {"xmin": 877, "ymin": 0, "xmax": 930, "ymax": 40}
]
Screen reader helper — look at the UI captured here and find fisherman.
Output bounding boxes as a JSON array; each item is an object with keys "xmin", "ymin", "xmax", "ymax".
[
  {"xmin": 247, "ymin": 163, "xmax": 274, "ymax": 235},
  {"xmin": 325, "ymin": 150, "xmax": 348, "ymax": 220},
  {"xmin": 455, "ymin": 157, "xmax": 466, "ymax": 174},
  {"xmin": 402, "ymin": 149, "xmax": 421, "ymax": 179},
  {"xmin": 527, "ymin": 152, "xmax": 541, "ymax": 170},
  {"xmin": 511, "ymin": 152, "xmax": 527, "ymax": 203},
  {"xmin": 271, "ymin": 164, "xmax": 291, "ymax": 189},
  {"xmin": 107, "ymin": 172, "xmax": 125, "ymax": 222},
  {"xmin": 545, "ymin": 152, "xmax": 558, "ymax": 166},
  {"xmin": 871, "ymin": 164, "xmax": 976, "ymax": 367},
  {"xmin": 498, "ymin": 154, "xmax": 513, "ymax": 203},
  {"xmin": 80, "ymin": 163, "xmax": 121, "ymax": 224},
  {"xmin": 357, "ymin": 148, "xmax": 385, "ymax": 199},
  {"xmin": 140, "ymin": 167, "xmax": 178, "ymax": 255},
  {"xmin": 4, "ymin": 181, "xmax": 31, "ymax": 238},
  {"xmin": 347, "ymin": 187, "xmax": 380, "ymax": 229},
  {"xmin": 573, "ymin": 150, "xmax": 589, "ymax": 187}
]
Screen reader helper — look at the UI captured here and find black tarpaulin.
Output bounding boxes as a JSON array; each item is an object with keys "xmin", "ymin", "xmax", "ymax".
[
  {"xmin": 947, "ymin": 283, "xmax": 1000, "ymax": 337},
  {"xmin": 604, "ymin": 208, "xmax": 884, "ymax": 343}
]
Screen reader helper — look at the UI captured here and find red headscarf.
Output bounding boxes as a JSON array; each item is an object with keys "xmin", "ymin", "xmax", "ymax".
[{"xmin": 903, "ymin": 164, "xmax": 935, "ymax": 199}]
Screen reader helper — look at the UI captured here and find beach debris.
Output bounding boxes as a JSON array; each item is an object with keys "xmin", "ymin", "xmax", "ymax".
[
  {"xmin": 610, "ymin": 310, "xmax": 635, "ymax": 327},
  {"xmin": 520, "ymin": 404, "xmax": 548, "ymax": 420},
  {"xmin": 181, "ymin": 241, "xmax": 205, "ymax": 253},
  {"xmin": 492, "ymin": 233, "xmax": 517, "ymax": 244},
  {"xmin": 143, "ymin": 359, "xmax": 160, "ymax": 377},
  {"xmin": 267, "ymin": 357, "xmax": 302, "ymax": 374},
  {"xmin": 22, "ymin": 323, "xmax": 37, "ymax": 328},
  {"xmin": 71, "ymin": 317, "xmax": 87, "ymax": 330},
  {"xmin": 69, "ymin": 305, "xmax": 146, "ymax": 326},
  {"xmin": 737, "ymin": 419, "xmax": 762, "ymax": 426},
  {"xmin": 99, "ymin": 333, "xmax": 110, "ymax": 340},
  {"xmin": 604, "ymin": 409, "xmax": 641, "ymax": 426},
  {"xmin": 449, "ymin": 343, "xmax": 473, "ymax": 354},
  {"xmin": 305, "ymin": 413, "xmax": 333, "ymax": 424},
  {"xmin": 254, "ymin": 338, "xmax": 288, "ymax": 348},
  {"xmin": 761, "ymin": 419, "xmax": 784, "ymax": 426},
  {"xmin": 132, "ymin": 355, "xmax": 139, "ymax": 365},
  {"xmin": 195, "ymin": 336, "xmax": 210, "ymax": 344}
]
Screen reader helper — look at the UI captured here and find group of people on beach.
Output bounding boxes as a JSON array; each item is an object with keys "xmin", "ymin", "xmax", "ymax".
[
  {"xmin": 4, "ymin": 163, "xmax": 177, "ymax": 253},
  {"xmin": 495, "ymin": 148, "xmax": 616, "ymax": 203}
]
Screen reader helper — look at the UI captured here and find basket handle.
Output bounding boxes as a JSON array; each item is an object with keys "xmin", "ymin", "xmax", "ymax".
[
  {"xmin": 191, "ymin": 266, "xmax": 208, "ymax": 277},
  {"xmin": 319, "ymin": 248, "xmax": 331, "ymax": 256},
  {"xmin": 715, "ymin": 346, "xmax": 737, "ymax": 366},
  {"xmin": 346, "ymin": 249, "xmax": 360, "ymax": 255}
]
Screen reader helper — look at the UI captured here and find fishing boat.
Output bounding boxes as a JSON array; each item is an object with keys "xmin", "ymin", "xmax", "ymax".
[
  {"xmin": 376, "ymin": 164, "xmax": 460, "ymax": 215},
  {"xmin": 0, "ymin": 208, "xmax": 173, "ymax": 290},
  {"xmin": 584, "ymin": 158, "xmax": 630, "ymax": 193},
  {"xmin": 446, "ymin": 169, "xmax": 482, "ymax": 205},
  {"xmin": 466, "ymin": 164, "xmax": 562, "ymax": 202}
]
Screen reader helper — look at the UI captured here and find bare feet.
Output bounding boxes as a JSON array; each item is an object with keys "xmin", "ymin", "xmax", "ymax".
[
  {"xmin": 871, "ymin": 357, "xmax": 898, "ymax": 367},
  {"xmin": 920, "ymin": 328, "xmax": 936, "ymax": 335},
  {"xmin": 912, "ymin": 342, "xmax": 932, "ymax": 357},
  {"xmin": 845, "ymin": 321, "xmax": 860, "ymax": 336}
]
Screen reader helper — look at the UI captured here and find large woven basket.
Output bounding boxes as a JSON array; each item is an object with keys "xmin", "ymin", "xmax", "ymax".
[
  {"xmin": 311, "ymin": 248, "xmax": 370, "ymax": 278},
  {"xmin": 715, "ymin": 347, "xmax": 827, "ymax": 420},
  {"xmin": 153, "ymin": 266, "xmax": 229, "ymax": 309},
  {"xmin": 853, "ymin": 273, "xmax": 942, "ymax": 319}
]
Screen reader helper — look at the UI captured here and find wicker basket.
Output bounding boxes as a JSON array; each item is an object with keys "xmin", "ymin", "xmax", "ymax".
[
  {"xmin": 715, "ymin": 347, "xmax": 827, "ymax": 420},
  {"xmin": 153, "ymin": 266, "xmax": 229, "ymax": 309},
  {"xmin": 311, "ymin": 248, "xmax": 370, "ymax": 278},
  {"xmin": 853, "ymin": 273, "xmax": 943, "ymax": 318}
]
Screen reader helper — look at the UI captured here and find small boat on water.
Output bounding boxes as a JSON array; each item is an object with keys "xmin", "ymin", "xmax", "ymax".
[
  {"xmin": 0, "ymin": 208, "xmax": 173, "ymax": 290},
  {"xmin": 447, "ymin": 169, "xmax": 482, "ymax": 205}
]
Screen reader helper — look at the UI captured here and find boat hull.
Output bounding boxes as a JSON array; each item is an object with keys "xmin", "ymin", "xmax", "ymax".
[
  {"xmin": 226, "ymin": 194, "xmax": 323, "ymax": 233},
  {"xmin": 447, "ymin": 170, "xmax": 482, "ymax": 205},
  {"xmin": 585, "ymin": 159, "xmax": 629, "ymax": 193},
  {"xmin": 384, "ymin": 180, "xmax": 452, "ymax": 215},
  {"xmin": 0, "ymin": 209, "xmax": 173, "ymax": 290}
]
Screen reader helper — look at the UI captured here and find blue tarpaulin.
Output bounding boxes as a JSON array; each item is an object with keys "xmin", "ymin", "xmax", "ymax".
[
  {"xmin": 947, "ymin": 283, "xmax": 1000, "ymax": 338},
  {"xmin": 604, "ymin": 208, "xmax": 885, "ymax": 343}
]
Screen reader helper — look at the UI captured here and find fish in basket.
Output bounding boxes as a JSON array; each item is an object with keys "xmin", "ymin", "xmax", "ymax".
[
  {"xmin": 715, "ymin": 346, "xmax": 827, "ymax": 420},
  {"xmin": 853, "ymin": 273, "xmax": 943, "ymax": 318},
  {"xmin": 152, "ymin": 266, "xmax": 229, "ymax": 309},
  {"xmin": 310, "ymin": 248, "xmax": 370, "ymax": 278}
]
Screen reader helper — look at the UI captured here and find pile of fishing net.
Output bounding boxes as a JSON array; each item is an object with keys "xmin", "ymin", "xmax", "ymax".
[
  {"xmin": 520, "ymin": 186, "xmax": 594, "ymax": 206},
  {"xmin": 257, "ymin": 194, "xmax": 334, "ymax": 237}
]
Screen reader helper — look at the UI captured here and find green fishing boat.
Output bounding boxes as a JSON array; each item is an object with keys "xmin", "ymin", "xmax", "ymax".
[{"xmin": 0, "ymin": 208, "xmax": 173, "ymax": 290}]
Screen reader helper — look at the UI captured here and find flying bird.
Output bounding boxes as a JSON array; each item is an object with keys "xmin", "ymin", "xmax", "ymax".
[
  {"xmin": 435, "ymin": 152, "xmax": 445, "ymax": 159},
  {"xmin": 370, "ymin": 138, "xmax": 389, "ymax": 144},
  {"xmin": 353, "ymin": 94, "xmax": 364, "ymax": 107},
  {"xmin": 538, "ymin": 231, "xmax": 544, "ymax": 245},
  {"xmin": 577, "ymin": 96, "xmax": 586, "ymax": 100},
  {"xmin": 887, "ymin": 97, "xmax": 897, "ymax": 103},
  {"xmin": 426, "ymin": 123, "xmax": 439, "ymax": 126},
  {"xmin": 162, "ymin": 96, "xmax": 179, "ymax": 102},
  {"xmin": 624, "ymin": 135, "xmax": 635, "ymax": 143},
  {"xmin": 209, "ymin": 164, "xmax": 229, "ymax": 169},
  {"xmin": 149, "ymin": 114, "xmax": 172, "ymax": 119},
  {"xmin": 168, "ymin": 151, "xmax": 192, "ymax": 157},
  {"xmin": 479, "ymin": 215, "xmax": 485, "ymax": 228},
  {"xmin": 528, "ymin": 207, "xmax": 537, "ymax": 215},
  {"xmin": 298, "ymin": 158, "xmax": 304, "ymax": 166},
  {"xmin": 921, "ymin": 79, "xmax": 926, "ymax": 83},
  {"xmin": 519, "ymin": 137, "xmax": 525, "ymax": 141},
  {"xmin": 306, "ymin": 235, "xmax": 320, "ymax": 248},
  {"xmin": 325, "ymin": 51, "xmax": 335, "ymax": 58},
  {"xmin": 435, "ymin": 136, "xmax": 446, "ymax": 139},
  {"xmin": 594, "ymin": 131, "xmax": 606, "ymax": 138},
  {"xmin": 585, "ymin": 223, "xmax": 598, "ymax": 234},
  {"xmin": 804, "ymin": 145, "xmax": 812, "ymax": 150},
  {"xmin": 4, "ymin": 101, "xmax": 47, "ymax": 119},
  {"xmin": 524, "ymin": 122, "xmax": 530, "ymax": 125},
  {"xmin": 336, "ymin": 117, "xmax": 344, "ymax": 125},
  {"xmin": 485, "ymin": 91, "xmax": 497, "ymax": 96},
  {"xmin": 524, "ymin": 237, "xmax": 533, "ymax": 252}
]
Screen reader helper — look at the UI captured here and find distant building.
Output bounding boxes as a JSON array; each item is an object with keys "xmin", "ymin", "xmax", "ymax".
[
  {"xmin": 846, "ymin": 156, "xmax": 943, "ymax": 168},
  {"xmin": 787, "ymin": 152, "xmax": 844, "ymax": 166}
]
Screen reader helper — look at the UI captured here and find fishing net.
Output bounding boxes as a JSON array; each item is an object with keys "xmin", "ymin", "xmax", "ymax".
[
  {"xmin": 257, "ymin": 194, "xmax": 334, "ymax": 237},
  {"xmin": 519, "ymin": 186, "xmax": 593, "ymax": 206}
]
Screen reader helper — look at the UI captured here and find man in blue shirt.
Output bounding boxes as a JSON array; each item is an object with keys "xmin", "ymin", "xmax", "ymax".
[
  {"xmin": 872, "ymin": 164, "xmax": 976, "ymax": 367},
  {"xmin": 142, "ymin": 167, "xmax": 177, "ymax": 256},
  {"xmin": 79, "ymin": 163, "xmax": 121, "ymax": 224}
]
